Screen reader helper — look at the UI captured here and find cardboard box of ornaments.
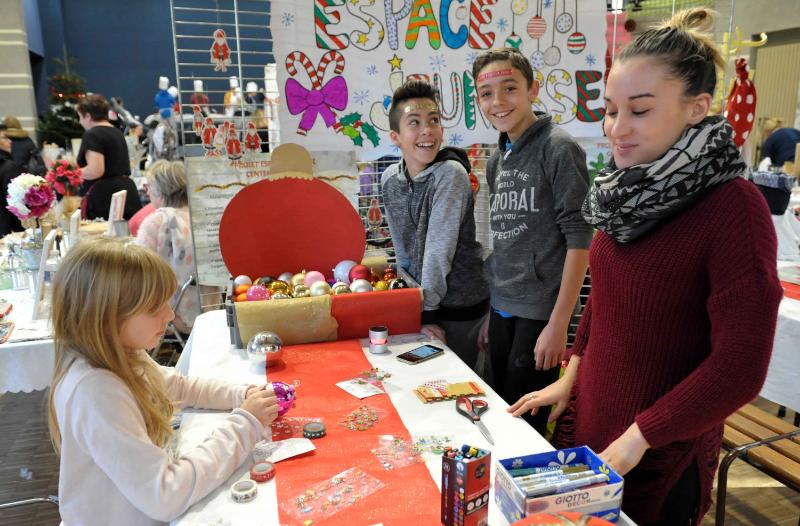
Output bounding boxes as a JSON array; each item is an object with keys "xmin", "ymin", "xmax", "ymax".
[{"xmin": 220, "ymin": 144, "xmax": 422, "ymax": 347}]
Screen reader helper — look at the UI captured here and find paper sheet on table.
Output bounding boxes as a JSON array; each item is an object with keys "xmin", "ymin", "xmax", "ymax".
[
  {"xmin": 336, "ymin": 378, "xmax": 385, "ymax": 399},
  {"xmin": 253, "ymin": 438, "xmax": 316, "ymax": 463},
  {"xmin": 235, "ymin": 295, "xmax": 337, "ymax": 345}
]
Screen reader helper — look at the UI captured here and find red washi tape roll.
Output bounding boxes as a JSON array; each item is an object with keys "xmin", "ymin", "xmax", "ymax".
[{"xmin": 249, "ymin": 461, "xmax": 276, "ymax": 482}]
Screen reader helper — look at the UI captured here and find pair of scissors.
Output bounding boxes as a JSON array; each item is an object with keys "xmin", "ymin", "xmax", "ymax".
[{"xmin": 456, "ymin": 396, "xmax": 495, "ymax": 445}]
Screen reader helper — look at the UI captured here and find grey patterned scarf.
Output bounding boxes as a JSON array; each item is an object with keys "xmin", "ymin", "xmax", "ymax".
[{"xmin": 582, "ymin": 116, "xmax": 745, "ymax": 243}]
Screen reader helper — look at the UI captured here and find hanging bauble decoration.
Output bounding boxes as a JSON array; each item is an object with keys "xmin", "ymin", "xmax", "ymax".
[
  {"xmin": 556, "ymin": 12, "xmax": 573, "ymax": 33},
  {"xmin": 505, "ymin": 33, "xmax": 523, "ymax": 50},
  {"xmin": 526, "ymin": 16, "xmax": 547, "ymax": 39},
  {"xmin": 512, "ymin": 0, "xmax": 528, "ymax": 15},
  {"xmin": 544, "ymin": 46, "xmax": 561, "ymax": 66},
  {"xmin": 530, "ymin": 50, "xmax": 545, "ymax": 70},
  {"xmin": 567, "ymin": 32, "xmax": 586, "ymax": 54}
]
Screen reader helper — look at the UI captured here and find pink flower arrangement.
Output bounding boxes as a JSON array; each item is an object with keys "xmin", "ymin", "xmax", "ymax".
[
  {"xmin": 6, "ymin": 174, "xmax": 57, "ymax": 220},
  {"xmin": 44, "ymin": 159, "xmax": 84, "ymax": 196}
]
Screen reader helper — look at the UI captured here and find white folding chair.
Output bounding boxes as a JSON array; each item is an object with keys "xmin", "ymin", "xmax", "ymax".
[
  {"xmin": 149, "ymin": 275, "xmax": 196, "ymax": 366},
  {"xmin": 106, "ymin": 189, "xmax": 128, "ymax": 236}
]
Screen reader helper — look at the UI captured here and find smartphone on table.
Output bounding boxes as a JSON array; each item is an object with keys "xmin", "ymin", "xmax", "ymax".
[{"xmin": 396, "ymin": 344, "xmax": 444, "ymax": 364}]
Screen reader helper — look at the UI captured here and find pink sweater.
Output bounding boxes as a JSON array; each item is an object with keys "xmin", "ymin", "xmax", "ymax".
[
  {"xmin": 560, "ymin": 178, "xmax": 782, "ymax": 523},
  {"xmin": 54, "ymin": 351, "xmax": 264, "ymax": 525}
]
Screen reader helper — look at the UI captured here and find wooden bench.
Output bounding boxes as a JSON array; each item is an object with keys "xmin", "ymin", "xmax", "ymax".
[{"xmin": 717, "ymin": 403, "xmax": 800, "ymax": 526}]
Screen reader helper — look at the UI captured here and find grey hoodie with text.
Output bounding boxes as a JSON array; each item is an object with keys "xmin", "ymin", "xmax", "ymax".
[
  {"xmin": 485, "ymin": 115, "xmax": 592, "ymax": 320},
  {"xmin": 381, "ymin": 147, "xmax": 489, "ymax": 322}
]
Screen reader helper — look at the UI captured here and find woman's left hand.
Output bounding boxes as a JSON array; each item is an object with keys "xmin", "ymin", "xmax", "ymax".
[{"xmin": 598, "ymin": 422, "xmax": 651, "ymax": 476}]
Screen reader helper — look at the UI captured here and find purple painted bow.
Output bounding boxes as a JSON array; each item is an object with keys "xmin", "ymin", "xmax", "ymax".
[{"xmin": 285, "ymin": 76, "xmax": 348, "ymax": 132}]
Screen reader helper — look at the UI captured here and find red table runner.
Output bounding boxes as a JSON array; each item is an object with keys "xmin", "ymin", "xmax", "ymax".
[
  {"xmin": 782, "ymin": 281, "xmax": 800, "ymax": 301},
  {"xmin": 267, "ymin": 339, "xmax": 441, "ymax": 525}
]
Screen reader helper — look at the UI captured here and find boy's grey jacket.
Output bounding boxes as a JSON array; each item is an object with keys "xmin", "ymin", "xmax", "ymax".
[
  {"xmin": 381, "ymin": 147, "xmax": 489, "ymax": 322},
  {"xmin": 485, "ymin": 115, "xmax": 593, "ymax": 320}
]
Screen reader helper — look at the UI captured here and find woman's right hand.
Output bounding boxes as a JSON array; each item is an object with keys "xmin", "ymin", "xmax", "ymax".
[
  {"xmin": 507, "ymin": 376, "xmax": 573, "ymax": 423},
  {"xmin": 240, "ymin": 386, "xmax": 279, "ymax": 427}
]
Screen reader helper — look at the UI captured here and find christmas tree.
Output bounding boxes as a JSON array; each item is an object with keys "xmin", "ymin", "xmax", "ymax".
[{"xmin": 37, "ymin": 57, "xmax": 86, "ymax": 147}]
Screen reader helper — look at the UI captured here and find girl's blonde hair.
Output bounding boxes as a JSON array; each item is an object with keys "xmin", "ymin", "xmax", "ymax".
[
  {"xmin": 619, "ymin": 7, "xmax": 724, "ymax": 97},
  {"xmin": 48, "ymin": 237, "xmax": 177, "ymax": 453}
]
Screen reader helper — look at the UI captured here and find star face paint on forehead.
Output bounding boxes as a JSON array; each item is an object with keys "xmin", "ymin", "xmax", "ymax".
[
  {"xmin": 401, "ymin": 102, "xmax": 439, "ymax": 114},
  {"xmin": 477, "ymin": 68, "xmax": 515, "ymax": 83}
]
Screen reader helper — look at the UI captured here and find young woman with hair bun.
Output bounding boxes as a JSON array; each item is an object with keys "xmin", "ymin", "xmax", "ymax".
[{"xmin": 509, "ymin": 8, "xmax": 782, "ymax": 524}]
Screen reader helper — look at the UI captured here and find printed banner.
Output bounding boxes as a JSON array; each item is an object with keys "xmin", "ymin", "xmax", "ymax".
[{"xmin": 270, "ymin": 0, "xmax": 608, "ymax": 159}]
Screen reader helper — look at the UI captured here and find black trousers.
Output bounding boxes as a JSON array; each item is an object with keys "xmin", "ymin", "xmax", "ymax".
[
  {"xmin": 648, "ymin": 461, "xmax": 701, "ymax": 526},
  {"xmin": 488, "ymin": 311, "xmax": 561, "ymax": 435}
]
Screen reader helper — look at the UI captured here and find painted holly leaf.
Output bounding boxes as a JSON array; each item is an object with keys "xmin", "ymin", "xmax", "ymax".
[
  {"xmin": 339, "ymin": 112, "xmax": 362, "ymax": 127},
  {"xmin": 341, "ymin": 125, "xmax": 363, "ymax": 146},
  {"xmin": 361, "ymin": 122, "xmax": 380, "ymax": 147}
]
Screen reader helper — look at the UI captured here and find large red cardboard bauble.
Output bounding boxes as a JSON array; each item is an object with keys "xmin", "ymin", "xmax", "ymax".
[
  {"xmin": 348, "ymin": 264, "xmax": 371, "ymax": 283},
  {"xmin": 219, "ymin": 178, "xmax": 366, "ymax": 280}
]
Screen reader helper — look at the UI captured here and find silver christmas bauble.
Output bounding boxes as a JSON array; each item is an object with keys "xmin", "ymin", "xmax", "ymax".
[
  {"xmin": 310, "ymin": 281, "xmax": 331, "ymax": 296},
  {"xmin": 350, "ymin": 278, "xmax": 373, "ymax": 293},
  {"xmin": 247, "ymin": 331, "xmax": 284, "ymax": 366}
]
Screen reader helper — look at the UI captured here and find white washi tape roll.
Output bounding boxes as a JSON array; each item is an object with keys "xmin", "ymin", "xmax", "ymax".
[{"xmin": 230, "ymin": 479, "xmax": 258, "ymax": 503}]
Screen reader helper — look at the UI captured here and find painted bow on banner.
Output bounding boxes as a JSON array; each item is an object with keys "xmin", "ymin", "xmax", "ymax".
[{"xmin": 285, "ymin": 76, "xmax": 348, "ymax": 135}]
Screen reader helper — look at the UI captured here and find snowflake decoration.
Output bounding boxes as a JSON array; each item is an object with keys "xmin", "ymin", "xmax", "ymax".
[
  {"xmin": 429, "ymin": 54, "xmax": 446, "ymax": 73},
  {"xmin": 281, "ymin": 12, "xmax": 294, "ymax": 27},
  {"xmin": 354, "ymin": 90, "xmax": 370, "ymax": 105},
  {"xmin": 585, "ymin": 53, "xmax": 597, "ymax": 67},
  {"xmin": 511, "ymin": 458, "xmax": 524, "ymax": 469},
  {"xmin": 466, "ymin": 52, "xmax": 479, "ymax": 66},
  {"xmin": 497, "ymin": 18, "xmax": 509, "ymax": 32},
  {"xmin": 543, "ymin": 0, "xmax": 553, "ymax": 7},
  {"xmin": 547, "ymin": 450, "xmax": 578, "ymax": 467},
  {"xmin": 367, "ymin": 64, "xmax": 378, "ymax": 76},
  {"xmin": 448, "ymin": 133, "xmax": 463, "ymax": 146}
]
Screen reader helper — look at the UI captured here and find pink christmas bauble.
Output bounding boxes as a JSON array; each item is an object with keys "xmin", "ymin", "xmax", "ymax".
[
  {"xmin": 303, "ymin": 270, "xmax": 326, "ymax": 287},
  {"xmin": 246, "ymin": 284, "xmax": 269, "ymax": 301}
]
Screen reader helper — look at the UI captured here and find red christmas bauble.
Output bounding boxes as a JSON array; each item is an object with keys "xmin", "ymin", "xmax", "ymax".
[{"xmin": 348, "ymin": 264, "xmax": 371, "ymax": 283}]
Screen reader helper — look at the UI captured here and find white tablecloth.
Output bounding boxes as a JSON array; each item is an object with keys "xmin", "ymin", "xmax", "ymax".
[
  {"xmin": 0, "ymin": 287, "xmax": 54, "ymax": 394},
  {"xmin": 172, "ymin": 310, "xmax": 634, "ymax": 525},
  {"xmin": 760, "ymin": 293, "xmax": 800, "ymax": 412}
]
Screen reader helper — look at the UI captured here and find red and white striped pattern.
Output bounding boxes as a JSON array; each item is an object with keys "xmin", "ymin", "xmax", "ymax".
[
  {"xmin": 468, "ymin": 0, "xmax": 497, "ymax": 49},
  {"xmin": 527, "ymin": 15, "xmax": 547, "ymax": 39},
  {"xmin": 318, "ymin": 50, "xmax": 345, "ymax": 82},
  {"xmin": 285, "ymin": 51, "xmax": 321, "ymax": 89}
]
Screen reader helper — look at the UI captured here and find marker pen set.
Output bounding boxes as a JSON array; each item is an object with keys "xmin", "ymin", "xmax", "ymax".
[{"xmin": 511, "ymin": 464, "xmax": 609, "ymax": 498}]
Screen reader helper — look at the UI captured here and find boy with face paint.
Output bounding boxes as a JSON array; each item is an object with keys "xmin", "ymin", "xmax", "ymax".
[
  {"xmin": 381, "ymin": 80, "xmax": 489, "ymax": 371},
  {"xmin": 472, "ymin": 48, "xmax": 592, "ymax": 435}
]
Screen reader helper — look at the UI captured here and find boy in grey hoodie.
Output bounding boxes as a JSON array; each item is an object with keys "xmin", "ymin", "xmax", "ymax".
[
  {"xmin": 381, "ymin": 80, "xmax": 489, "ymax": 369},
  {"xmin": 473, "ymin": 48, "xmax": 592, "ymax": 434}
]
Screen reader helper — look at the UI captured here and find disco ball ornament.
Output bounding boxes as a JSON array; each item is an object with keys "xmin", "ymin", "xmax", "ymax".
[
  {"xmin": 270, "ymin": 381, "xmax": 297, "ymax": 416},
  {"xmin": 530, "ymin": 50, "xmax": 545, "ymax": 70},
  {"xmin": 388, "ymin": 277, "xmax": 408, "ymax": 290},
  {"xmin": 310, "ymin": 281, "xmax": 331, "ymax": 296},
  {"xmin": 245, "ymin": 284, "xmax": 269, "ymax": 301},
  {"xmin": 544, "ymin": 45, "xmax": 561, "ymax": 66},
  {"xmin": 348, "ymin": 264, "xmax": 371, "ymax": 283},
  {"xmin": 303, "ymin": 270, "xmax": 326, "ymax": 287},
  {"xmin": 271, "ymin": 292, "xmax": 291, "ymax": 300},
  {"xmin": 293, "ymin": 284, "xmax": 311, "ymax": 298},
  {"xmin": 350, "ymin": 279, "xmax": 373, "ymax": 293},
  {"xmin": 555, "ymin": 12, "xmax": 573, "ymax": 33},
  {"xmin": 333, "ymin": 259, "xmax": 358, "ymax": 284},
  {"xmin": 567, "ymin": 32, "xmax": 586, "ymax": 54},
  {"xmin": 247, "ymin": 331, "xmax": 283, "ymax": 366},
  {"xmin": 526, "ymin": 16, "xmax": 546, "ymax": 39},
  {"xmin": 234, "ymin": 275, "xmax": 252, "ymax": 287}
]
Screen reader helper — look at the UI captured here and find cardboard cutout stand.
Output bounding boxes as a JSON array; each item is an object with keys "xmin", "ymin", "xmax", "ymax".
[{"xmin": 221, "ymin": 144, "xmax": 421, "ymax": 346}]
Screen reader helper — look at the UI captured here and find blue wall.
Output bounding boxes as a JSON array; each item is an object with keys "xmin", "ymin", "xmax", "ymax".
[
  {"xmin": 34, "ymin": 0, "xmax": 273, "ymax": 122},
  {"xmin": 36, "ymin": 0, "xmax": 174, "ymax": 121}
]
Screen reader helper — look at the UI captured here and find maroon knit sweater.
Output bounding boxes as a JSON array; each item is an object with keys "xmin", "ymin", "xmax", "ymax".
[{"xmin": 561, "ymin": 178, "xmax": 782, "ymax": 524}]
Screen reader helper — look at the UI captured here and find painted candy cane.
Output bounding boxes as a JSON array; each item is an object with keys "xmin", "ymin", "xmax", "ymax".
[
  {"xmin": 317, "ymin": 50, "xmax": 345, "ymax": 83},
  {"xmin": 285, "ymin": 51, "xmax": 320, "ymax": 89}
]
